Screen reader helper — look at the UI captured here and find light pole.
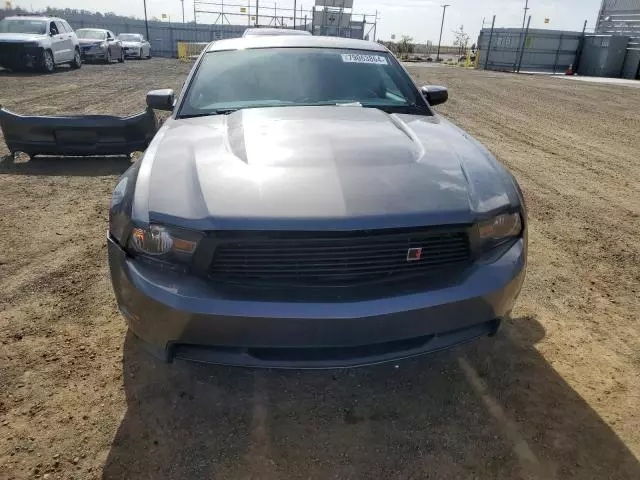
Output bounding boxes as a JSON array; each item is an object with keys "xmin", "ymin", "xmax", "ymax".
[
  {"xmin": 142, "ymin": 0, "xmax": 150, "ymax": 43},
  {"xmin": 436, "ymin": 4, "xmax": 450, "ymax": 62},
  {"xmin": 180, "ymin": 0, "xmax": 185, "ymax": 23},
  {"xmin": 522, "ymin": 0, "xmax": 529, "ymax": 30}
]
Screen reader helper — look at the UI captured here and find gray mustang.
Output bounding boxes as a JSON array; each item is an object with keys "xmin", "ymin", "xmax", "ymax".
[{"xmin": 108, "ymin": 36, "xmax": 527, "ymax": 368}]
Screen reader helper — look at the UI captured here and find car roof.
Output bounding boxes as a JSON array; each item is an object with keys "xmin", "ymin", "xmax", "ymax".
[
  {"xmin": 207, "ymin": 35, "xmax": 388, "ymax": 53},
  {"xmin": 4, "ymin": 15, "xmax": 63, "ymax": 22},
  {"xmin": 243, "ymin": 28, "xmax": 312, "ymax": 37},
  {"xmin": 76, "ymin": 28, "xmax": 108, "ymax": 32}
]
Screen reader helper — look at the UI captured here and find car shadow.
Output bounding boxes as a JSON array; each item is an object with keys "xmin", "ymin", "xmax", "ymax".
[
  {"xmin": 0, "ymin": 65, "xmax": 73, "ymax": 76},
  {"xmin": 0, "ymin": 155, "xmax": 134, "ymax": 177},
  {"xmin": 102, "ymin": 317, "xmax": 640, "ymax": 480}
]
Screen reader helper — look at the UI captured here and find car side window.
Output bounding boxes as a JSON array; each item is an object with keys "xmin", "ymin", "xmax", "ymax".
[
  {"xmin": 62, "ymin": 21, "xmax": 73, "ymax": 33},
  {"xmin": 55, "ymin": 21, "xmax": 66, "ymax": 34},
  {"xmin": 49, "ymin": 21, "xmax": 59, "ymax": 35},
  {"xmin": 107, "ymin": 31, "xmax": 113, "ymax": 40}
]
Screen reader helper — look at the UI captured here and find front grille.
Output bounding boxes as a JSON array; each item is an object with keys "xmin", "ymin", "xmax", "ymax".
[
  {"xmin": 0, "ymin": 43, "xmax": 39, "ymax": 68},
  {"xmin": 209, "ymin": 228, "xmax": 472, "ymax": 288}
]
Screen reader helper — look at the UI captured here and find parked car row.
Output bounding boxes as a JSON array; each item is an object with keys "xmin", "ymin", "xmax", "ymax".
[{"xmin": 0, "ymin": 15, "xmax": 151, "ymax": 73}]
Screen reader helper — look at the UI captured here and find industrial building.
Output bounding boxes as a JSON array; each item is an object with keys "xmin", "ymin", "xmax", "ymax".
[
  {"xmin": 596, "ymin": 0, "xmax": 640, "ymax": 42},
  {"xmin": 477, "ymin": 0, "xmax": 640, "ymax": 79}
]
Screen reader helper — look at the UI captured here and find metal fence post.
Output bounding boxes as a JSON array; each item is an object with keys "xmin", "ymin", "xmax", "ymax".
[
  {"xmin": 553, "ymin": 33, "xmax": 563, "ymax": 73},
  {"xmin": 516, "ymin": 15, "xmax": 531, "ymax": 73},
  {"xmin": 574, "ymin": 20, "xmax": 588, "ymax": 73},
  {"xmin": 484, "ymin": 15, "xmax": 496, "ymax": 70},
  {"xmin": 169, "ymin": 24, "xmax": 175, "ymax": 58}
]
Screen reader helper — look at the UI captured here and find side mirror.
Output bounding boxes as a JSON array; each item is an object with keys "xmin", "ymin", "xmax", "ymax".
[
  {"xmin": 146, "ymin": 89, "xmax": 175, "ymax": 111},
  {"xmin": 420, "ymin": 85, "xmax": 448, "ymax": 106}
]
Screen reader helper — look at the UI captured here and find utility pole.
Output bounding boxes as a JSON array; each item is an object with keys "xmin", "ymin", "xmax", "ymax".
[
  {"xmin": 436, "ymin": 4, "xmax": 450, "ymax": 61},
  {"xmin": 294, "ymin": 0, "xmax": 297, "ymax": 28},
  {"xmin": 142, "ymin": 0, "xmax": 150, "ymax": 42},
  {"xmin": 373, "ymin": 10, "xmax": 378, "ymax": 41},
  {"xmin": 255, "ymin": 0, "xmax": 259, "ymax": 26},
  {"xmin": 522, "ymin": 0, "xmax": 530, "ymax": 30},
  {"xmin": 180, "ymin": 0, "xmax": 185, "ymax": 23}
]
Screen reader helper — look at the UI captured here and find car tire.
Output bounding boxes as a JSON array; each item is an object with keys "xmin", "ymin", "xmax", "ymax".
[
  {"xmin": 118, "ymin": 49, "xmax": 125, "ymax": 63},
  {"xmin": 41, "ymin": 50, "xmax": 55, "ymax": 73},
  {"xmin": 138, "ymin": 49, "xmax": 143, "ymax": 60},
  {"xmin": 70, "ymin": 48, "xmax": 82, "ymax": 69},
  {"xmin": 104, "ymin": 49, "xmax": 111, "ymax": 64},
  {"xmin": 146, "ymin": 49, "xmax": 152, "ymax": 59}
]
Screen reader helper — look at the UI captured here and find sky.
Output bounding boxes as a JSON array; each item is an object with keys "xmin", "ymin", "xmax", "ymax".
[{"xmin": 9, "ymin": 0, "xmax": 604, "ymax": 44}]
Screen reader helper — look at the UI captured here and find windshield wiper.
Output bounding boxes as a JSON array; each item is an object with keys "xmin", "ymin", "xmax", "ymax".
[{"xmin": 180, "ymin": 109, "xmax": 238, "ymax": 119}]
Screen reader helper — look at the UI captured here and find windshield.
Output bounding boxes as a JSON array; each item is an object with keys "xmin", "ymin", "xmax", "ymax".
[
  {"xmin": 0, "ymin": 18, "xmax": 47, "ymax": 34},
  {"xmin": 118, "ymin": 34, "xmax": 142, "ymax": 42},
  {"xmin": 76, "ymin": 29, "xmax": 106, "ymax": 40},
  {"xmin": 179, "ymin": 48, "xmax": 428, "ymax": 118}
]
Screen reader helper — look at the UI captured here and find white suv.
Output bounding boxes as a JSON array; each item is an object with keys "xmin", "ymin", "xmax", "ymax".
[{"xmin": 0, "ymin": 16, "xmax": 81, "ymax": 73}]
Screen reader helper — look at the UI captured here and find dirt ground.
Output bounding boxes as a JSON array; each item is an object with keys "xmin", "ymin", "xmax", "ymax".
[{"xmin": 0, "ymin": 59, "xmax": 639, "ymax": 480}]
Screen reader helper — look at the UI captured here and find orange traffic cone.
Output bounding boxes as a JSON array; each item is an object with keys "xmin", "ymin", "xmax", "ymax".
[{"xmin": 565, "ymin": 64, "xmax": 574, "ymax": 76}]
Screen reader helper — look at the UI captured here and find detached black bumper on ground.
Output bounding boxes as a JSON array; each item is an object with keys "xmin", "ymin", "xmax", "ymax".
[{"xmin": 0, "ymin": 107, "xmax": 157, "ymax": 157}]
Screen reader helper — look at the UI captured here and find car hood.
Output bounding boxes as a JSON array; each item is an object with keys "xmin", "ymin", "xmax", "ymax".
[
  {"xmin": 78, "ymin": 38, "xmax": 104, "ymax": 45},
  {"xmin": 135, "ymin": 106, "xmax": 518, "ymax": 230},
  {"xmin": 0, "ymin": 32, "xmax": 46, "ymax": 43}
]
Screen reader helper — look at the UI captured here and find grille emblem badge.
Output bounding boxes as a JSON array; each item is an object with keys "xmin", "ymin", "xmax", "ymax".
[{"xmin": 407, "ymin": 247, "xmax": 422, "ymax": 262}]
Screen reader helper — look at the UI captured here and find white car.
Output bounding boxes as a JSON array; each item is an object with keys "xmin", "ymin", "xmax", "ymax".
[
  {"xmin": 0, "ymin": 16, "xmax": 81, "ymax": 73},
  {"xmin": 117, "ymin": 33, "xmax": 151, "ymax": 59}
]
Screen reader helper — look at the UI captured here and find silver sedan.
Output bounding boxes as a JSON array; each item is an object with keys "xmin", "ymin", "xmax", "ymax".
[
  {"xmin": 76, "ymin": 28, "xmax": 124, "ymax": 63},
  {"xmin": 117, "ymin": 33, "xmax": 151, "ymax": 59}
]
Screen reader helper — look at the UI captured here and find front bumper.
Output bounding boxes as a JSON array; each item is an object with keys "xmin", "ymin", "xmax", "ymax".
[
  {"xmin": 0, "ymin": 44, "xmax": 43, "ymax": 70},
  {"xmin": 108, "ymin": 236, "xmax": 526, "ymax": 368},
  {"xmin": 123, "ymin": 48, "xmax": 140, "ymax": 57},
  {"xmin": 80, "ymin": 46, "xmax": 107, "ymax": 60}
]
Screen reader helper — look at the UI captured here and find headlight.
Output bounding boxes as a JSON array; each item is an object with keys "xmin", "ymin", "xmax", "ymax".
[
  {"xmin": 128, "ymin": 224, "xmax": 203, "ymax": 270},
  {"xmin": 478, "ymin": 212, "xmax": 522, "ymax": 250}
]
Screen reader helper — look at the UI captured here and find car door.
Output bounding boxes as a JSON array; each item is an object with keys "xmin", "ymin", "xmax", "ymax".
[
  {"xmin": 62, "ymin": 21, "xmax": 79, "ymax": 53},
  {"xmin": 55, "ymin": 21, "xmax": 73, "ymax": 61},
  {"xmin": 48, "ymin": 21, "xmax": 66, "ymax": 64},
  {"xmin": 106, "ymin": 31, "xmax": 120, "ymax": 58}
]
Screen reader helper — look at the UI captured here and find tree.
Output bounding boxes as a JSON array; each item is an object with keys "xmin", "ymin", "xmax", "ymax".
[
  {"xmin": 452, "ymin": 25, "xmax": 471, "ymax": 57},
  {"xmin": 397, "ymin": 35, "xmax": 414, "ymax": 57}
]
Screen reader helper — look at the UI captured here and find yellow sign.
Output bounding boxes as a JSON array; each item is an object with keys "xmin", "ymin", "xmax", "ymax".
[
  {"xmin": 250, "ymin": 16, "xmax": 256, "ymax": 21},
  {"xmin": 544, "ymin": 18, "xmax": 550, "ymax": 24},
  {"xmin": 5, "ymin": 0, "xmax": 12, "ymax": 8},
  {"xmin": 161, "ymin": 13, "xmax": 167, "ymax": 19},
  {"xmin": 240, "ymin": 7, "xmax": 247, "ymax": 13}
]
